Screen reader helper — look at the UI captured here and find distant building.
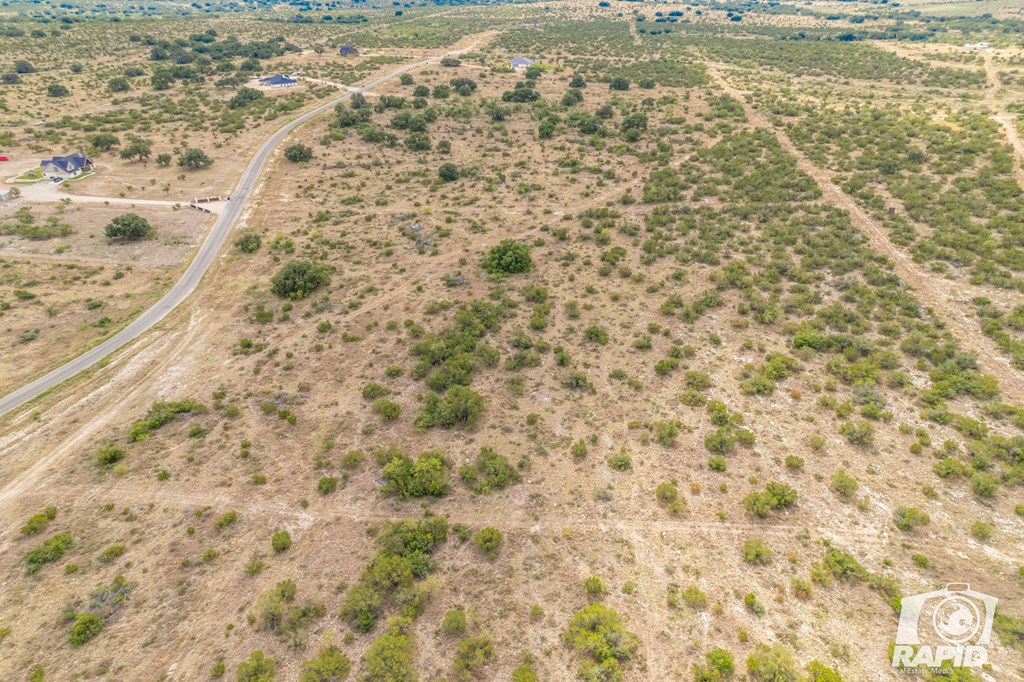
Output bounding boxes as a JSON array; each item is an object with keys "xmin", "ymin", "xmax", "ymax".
[
  {"xmin": 964, "ymin": 42, "xmax": 992, "ymax": 50},
  {"xmin": 511, "ymin": 56, "xmax": 533, "ymax": 70},
  {"xmin": 40, "ymin": 152, "xmax": 94, "ymax": 179},
  {"xmin": 0, "ymin": 188, "xmax": 13, "ymax": 203},
  {"xmin": 258, "ymin": 74, "xmax": 298, "ymax": 88},
  {"xmin": 340, "ymin": 45, "xmax": 359, "ymax": 57}
]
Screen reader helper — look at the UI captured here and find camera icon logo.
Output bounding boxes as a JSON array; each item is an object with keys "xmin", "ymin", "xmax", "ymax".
[{"xmin": 892, "ymin": 583, "xmax": 998, "ymax": 670}]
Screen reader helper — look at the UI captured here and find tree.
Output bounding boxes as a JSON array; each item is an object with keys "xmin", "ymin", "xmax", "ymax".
[
  {"xmin": 1, "ymin": 73, "xmax": 21, "ymax": 85},
  {"xmin": 14, "ymin": 60, "xmax": 35, "ymax": 74},
  {"xmin": 482, "ymin": 239, "xmax": 532, "ymax": 275},
  {"xmin": 119, "ymin": 138, "xmax": 152, "ymax": 162},
  {"xmin": 228, "ymin": 86, "xmax": 264, "ymax": 109},
  {"xmin": 47, "ymin": 84, "xmax": 70, "ymax": 97},
  {"xmin": 89, "ymin": 133, "xmax": 120, "ymax": 151},
  {"xmin": 155, "ymin": 153, "xmax": 172, "ymax": 166},
  {"xmin": 105, "ymin": 214, "xmax": 154, "ymax": 241},
  {"xmin": 108, "ymin": 77, "xmax": 130, "ymax": 93},
  {"xmin": 438, "ymin": 163, "xmax": 460, "ymax": 182},
  {"xmin": 151, "ymin": 71, "xmax": 174, "ymax": 90},
  {"xmin": 271, "ymin": 260, "xmax": 329, "ymax": 299},
  {"xmin": 569, "ymin": 74, "xmax": 586, "ymax": 88},
  {"xmin": 399, "ymin": 73, "xmax": 414, "ymax": 85},
  {"xmin": 284, "ymin": 144, "xmax": 313, "ymax": 163},
  {"xmin": 178, "ymin": 148, "xmax": 213, "ymax": 170},
  {"xmin": 440, "ymin": 57, "xmax": 461, "ymax": 67},
  {"xmin": 609, "ymin": 76, "xmax": 630, "ymax": 91}
]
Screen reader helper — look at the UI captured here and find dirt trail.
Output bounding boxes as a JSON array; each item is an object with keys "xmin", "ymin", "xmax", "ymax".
[
  {"xmin": 983, "ymin": 52, "xmax": 1024, "ymax": 189},
  {"xmin": 705, "ymin": 61, "xmax": 1024, "ymax": 406}
]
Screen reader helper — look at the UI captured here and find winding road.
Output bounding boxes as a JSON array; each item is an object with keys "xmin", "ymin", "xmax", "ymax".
[{"xmin": 0, "ymin": 50, "xmax": 457, "ymax": 417}]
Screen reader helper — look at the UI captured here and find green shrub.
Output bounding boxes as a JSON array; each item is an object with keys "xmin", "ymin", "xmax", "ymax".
[
  {"xmin": 362, "ymin": 383, "xmax": 390, "ymax": 399},
  {"xmin": 235, "ymin": 233, "xmax": 261, "ymax": 253},
  {"xmin": 742, "ymin": 539, "xmax": 773, "ymax": 566},
  {"xmin": 96, "ymin": 443, "xmax": 126, "ymax": 467},
  {"xmin": 565, "ymin": 603, "xmax": 639, "ymax": 678},
  {"xmin": 271, "ymin": 530, "xmax": 292, "ymax": 553},
  {"xmin": 254, "ymin": 579, "xmax": 325, "ymax": 646},
  {"xmin": 482, "ymin": 240, "xmax": 532, "ymax": 275},
  {"xmin": 415, "ymin": 386, "xmax": 484, "ymax": 429},
  {"xmin": 473, "ymin": 527, "xmax": 503, "ymax": 560},
  {"xmin": 68, "ymin": 611, "xmax": 103, "ymax": 646},
  {"xmin": 25, "ymin": 532, "xmax": 73, "ymax": 574},
  {"xmin": 129, "ymin": 400, "xmax": 207, "ymax": 441},
  {"xmin": 452, "ymin": 636, "xmax": 494, "ymax": 680},
  {"xmin": 839, "ymin": 420, "xmax": 874, "ymax": 447},
  {"xmin": 441, "ymin": 608, "xmax": 467, "ymax": 636},
  {"xmin": 98, "ymin": 544, "xmax": 125, "ymax": 564},
  {"xmin": 373, "ymin": 399, "xmax": 401, "ymax": 421},
  {"xmin": 381, "ymin": 448, "xmax": 452, "ymax": 498},
  {"xmin": 585, "ymin": 575, "xmax": 607, "ymax": 598},
  {"xmin": 300, "ymin": 646, "xmax": 350, "ymax": 682},
  {"xmin": 607, "ymin": 450, "xmax": 632, "ymax": 471},
  {"xmin": 317, "ymin": 477, "xmax": 337, "ymax": 495},
  {"xmin": 747, "ymin": 644, "xmax": 798, "ymax": 681},
  {"xmin": 830, "ymin": 471, "xmax": 858, "ymax": 500},
  {"xmin": 20, "ymin": 506, "xmax": 57, "ymax": 535},
  {"xmin": 459, "ymin": 446, "xmax": 521, "ymax": 494},
  {"xmin": 213, "ymin": 510, "xmax": 238, "ymax": 529},
  {"xmin": 893, "ymin": 506, "xmax": 930, "ymax": 532},
  {"xmin": 971, "ymin": 520, "xmax": 993, "ymax": 541},
  {"xmin": 743, "ymin": 482, "xmax": 797, "ymax": 518},
  {"xmin": 363, "ymin": 617, "xmax": 414, "ymax": 682},
  {"xmin": 237, "ymin": 650, "xmax": 276, "ymax": 682}
]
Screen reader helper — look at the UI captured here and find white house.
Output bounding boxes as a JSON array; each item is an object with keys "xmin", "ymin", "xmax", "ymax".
[
  {"xmin": 964, "ymin": 42, "xmax": 991, "ymax": 51},
  {"xmin": 511, "ymin": 56, "xmax": 534, "ymax": 70},
  {"xmin": 40, "ymin": 153, "xmax": 94, "ymax": 179}
]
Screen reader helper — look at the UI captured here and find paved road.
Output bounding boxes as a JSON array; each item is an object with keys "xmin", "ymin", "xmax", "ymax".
[{"xmin": 0, "ymin": 53, "xmax": 445, "ymax": 417}]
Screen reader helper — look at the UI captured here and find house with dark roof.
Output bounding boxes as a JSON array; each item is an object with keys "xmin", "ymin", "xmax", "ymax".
[
  {"xmin": 40, "ymin": 153, "xmax": 94, "ymax": 179},
  {"xmin": 340, "ymin": 45, "xmax": 359, "ymax": 57},
  {"xmin": 510, "ymin": 56, "xmax": 534, "ymax": 70},
  {"xmin": 259, "ymin": 74, "xmax": 298, "ymax": 88}
]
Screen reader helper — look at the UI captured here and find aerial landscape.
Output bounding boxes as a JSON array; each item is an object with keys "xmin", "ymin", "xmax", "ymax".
[{"xmin": 1, "ymin": 0, "xmax": 1023, "ymax": 679}]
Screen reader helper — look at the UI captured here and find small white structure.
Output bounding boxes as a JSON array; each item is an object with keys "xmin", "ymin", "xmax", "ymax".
[
  {"xmin": 510, "ymin": 56, "xmax": 534, "ymax": 70},
  {"xmin": 964, "ymin": 42, "xmax": 992, "ymax": 51},
  {"xmin": 0, "ymin": 188, "xmax": 14, "ymax": 203}
]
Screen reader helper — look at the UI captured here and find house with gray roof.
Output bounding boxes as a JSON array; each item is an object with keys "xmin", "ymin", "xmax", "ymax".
[{"xmin": 259, "ymin": 74, "xmax": 298, "ymax": 88}]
